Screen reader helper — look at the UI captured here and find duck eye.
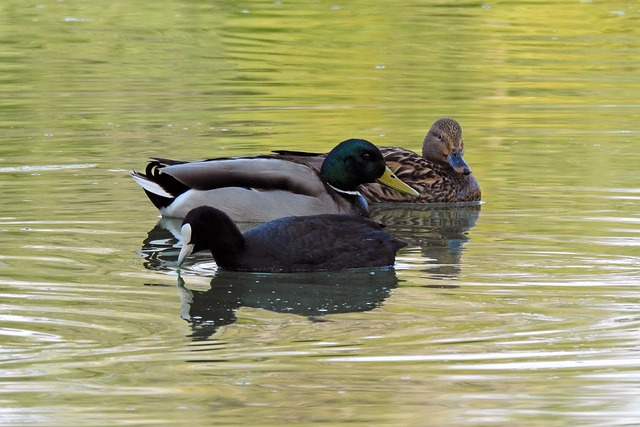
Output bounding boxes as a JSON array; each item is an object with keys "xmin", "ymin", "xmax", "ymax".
[{"xmin": 362, "ymin": 152, "xmax": 372, "ymax": 160}]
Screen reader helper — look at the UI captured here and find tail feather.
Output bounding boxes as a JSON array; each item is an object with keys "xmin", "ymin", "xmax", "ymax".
[
  {"xmin": 131, "ymin": 171, "xmax": 173, "ymax": 198},
  {"xmin": 130, "ymin": 170, "xmax": 175, "ymax": 210},
  {"xmin": 131, "ymin": 161, "xmax": 191, "ymax": 210}
]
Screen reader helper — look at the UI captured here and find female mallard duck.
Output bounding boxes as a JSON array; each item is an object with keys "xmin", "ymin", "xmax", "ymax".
[
  {"xmin": 359, "ymin": 118, "xmax": 481, "ymax": 203},
  {"xmin": 177, "ymin": 206, "xmax": 406, "ymax": 272},
  {"xmin": 131, "ymin": 138, "xmax": 418, "ymax": 222}
]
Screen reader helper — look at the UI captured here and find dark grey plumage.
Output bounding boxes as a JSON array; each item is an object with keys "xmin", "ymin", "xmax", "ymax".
[{"xmin": 177, "ymin": 206, "xmax": 406, "ymax": 272}]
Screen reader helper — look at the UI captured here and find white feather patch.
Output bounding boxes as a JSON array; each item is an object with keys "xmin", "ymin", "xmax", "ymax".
[
  {"xmin": 131, "ymin": 172, "xmax": 174, "ymax": 199},
  {"xmin": 177, "ymin": 223, "xmax": 195, "ymax": 266},
  {"xmin": 180, "ymin": 223, "xmax": 192, "ymax": 245},
  {"xmin": 327, "ymin": 183, "xmax": 362, "ymax": 196}
]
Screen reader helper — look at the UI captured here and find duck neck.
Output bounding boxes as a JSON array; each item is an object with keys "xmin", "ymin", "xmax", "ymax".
[
  {"xmin": 327, "ymin": 184, "xmax": 369, "ymax": 216},
  {"xmin": 327, "ymin": 183, "xmax": 362, "ymax": 197}
]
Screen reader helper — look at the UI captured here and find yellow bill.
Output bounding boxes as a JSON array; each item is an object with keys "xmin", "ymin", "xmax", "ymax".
[{"xmin": 376, "ymin": 166, "xmax": 419, "ymax": 197}]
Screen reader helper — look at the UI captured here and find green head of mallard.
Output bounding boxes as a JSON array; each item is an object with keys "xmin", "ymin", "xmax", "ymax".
[{"xmin": 320, "ymin": 138, "xmax": 418, "ymax": 196}]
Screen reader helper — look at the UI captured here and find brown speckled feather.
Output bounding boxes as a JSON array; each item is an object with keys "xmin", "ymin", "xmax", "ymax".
[{"xmin": 360, "ymin": 147, "xmax": 481, "ymax": 203}]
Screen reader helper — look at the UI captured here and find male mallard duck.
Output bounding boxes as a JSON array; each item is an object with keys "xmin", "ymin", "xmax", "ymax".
[
  {"xmin": 359, "ymin": 118, "xmax": 481, "ymax": 203},
  {"xmin": 177, "ymin": 206, "xmax": 406, "ymax": 272},
  {"xmin": 131, "ymin": 138, "xmax": 419, "ymax": 222}
]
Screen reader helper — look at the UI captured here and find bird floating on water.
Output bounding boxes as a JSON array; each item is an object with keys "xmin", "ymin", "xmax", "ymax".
[
  {"xmin": 177, "ymin": 206, "xmax": 407, "ymax": 273},
  {"xmin": 131, "ymin": 138, "xmax": 418, "ymax": 222},
  {"xmin": 359, "ymin": 118, "xmax": 481, "ymax": 203}
]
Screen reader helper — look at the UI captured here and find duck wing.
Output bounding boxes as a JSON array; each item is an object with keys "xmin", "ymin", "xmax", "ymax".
[
  {"xmin": 271, "ymin": 150, "xmax": 325, "ymax": 172},
  {"xmin": 360, "ymin": 146, "xmax": 481, "ymax": 203},
  {"xmin": 160, "ymin": 157, "xmax": 327, "ymax": 196},
  {"xmin": 358, "ymin": 147, "xmax": 436, "ymax": 202},
  {"xmin": 271, "ymin": 149, "xmax": 323, "ymax": 156}
]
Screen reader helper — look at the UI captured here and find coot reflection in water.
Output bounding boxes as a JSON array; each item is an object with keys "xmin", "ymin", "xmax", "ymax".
[
  {"xmin": 172, "ymin": 270, "xmax": 399, "ymax": 340},
  {"xmin": 138, "ymin": 203, "xmax": 480, "ymax": 280},
  {"xmin": 138, "ymin": 217, "xmax": 402, "ymax": 340},
  {"xmin": 137, "ymin": 204, "xmax": 480, "ymax": 339}
]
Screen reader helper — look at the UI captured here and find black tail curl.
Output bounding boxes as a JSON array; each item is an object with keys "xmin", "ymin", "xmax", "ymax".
[{"xmin": 134, "ymin": 161, "xmax": 192, "ymax": 210}]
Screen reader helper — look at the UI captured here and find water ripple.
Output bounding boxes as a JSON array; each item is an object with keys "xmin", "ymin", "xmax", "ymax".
[{"xmin": 0, "ymin": 164, "xmax": 97, "ymax": 173}]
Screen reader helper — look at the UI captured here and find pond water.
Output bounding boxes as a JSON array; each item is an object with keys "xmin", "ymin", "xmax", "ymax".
[{"xmin": 2, "ymin": 0, "xmax": 640, "ymax": 425}]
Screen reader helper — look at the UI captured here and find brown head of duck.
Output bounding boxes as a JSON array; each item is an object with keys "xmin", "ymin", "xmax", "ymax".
[{"xmin": 422, "ymin": 117, "xmax": 472, "ymax": 176}]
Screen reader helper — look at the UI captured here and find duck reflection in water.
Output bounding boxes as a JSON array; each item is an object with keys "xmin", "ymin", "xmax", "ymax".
[
  {"xmin": 174, "ymin": 270, "xmax": 399, "ymax": 340},
  {"xmin": 368, "ymin": 203, "xmax": 481, "ymax": 279}
]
